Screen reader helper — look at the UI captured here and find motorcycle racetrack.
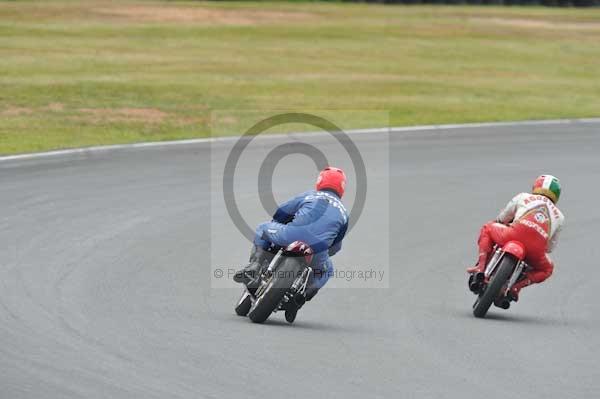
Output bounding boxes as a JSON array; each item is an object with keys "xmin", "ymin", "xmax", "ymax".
[{"xmin": 1, "ymin": 121, "xmax": 599, "ymax": 398}]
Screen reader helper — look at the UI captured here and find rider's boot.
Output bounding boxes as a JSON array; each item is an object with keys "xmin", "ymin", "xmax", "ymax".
[
  {"xmin": 466, "ymin": 251, "xmax": 488, "ymax": 274},
  {"xmin": 467, "ymin": 251, "xmax": 489, "ymax": 293},
  {"xmin": 284, "ymin": 286, "xmax": 319, "ymax": 323},
  {"xmin": 494, "ymin": 296, "xmax": 511, "ymax": 310},
  {"xmin": 284, "ymin": 300, "xmax": 300, "ymax": 323},
  {"xmin": 494, "ymin": 277, "xmax": 532, "ymax": 309},
  {"xmin": 233, "ymin": 246, "xmax": 276, "ymax": 285},
  {"xmin": 507, "ymin": 277, "xmax": 532, "ymax": 303},
  {"xmin": 284, "ymin": 293, "xmax": 306, "ymax": 324},
  {"xmin": 305, "ymin": 286, "xmax": 319, "ymax": 302}
]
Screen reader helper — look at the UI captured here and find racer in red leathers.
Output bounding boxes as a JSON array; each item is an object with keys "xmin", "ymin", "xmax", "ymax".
[{"xmin": 467, "ymin": 175, "xmax": 565, "ymax": 301}]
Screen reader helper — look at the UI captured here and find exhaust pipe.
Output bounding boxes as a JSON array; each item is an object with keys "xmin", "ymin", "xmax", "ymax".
[{"xmin": 468, "ymin": 272, "xmax": 485, "ymax": 293}]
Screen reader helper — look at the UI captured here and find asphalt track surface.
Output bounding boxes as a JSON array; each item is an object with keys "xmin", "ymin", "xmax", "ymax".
[{"xmin": 1, "ymin": 121, "xmax": 599, "ymax": 399}]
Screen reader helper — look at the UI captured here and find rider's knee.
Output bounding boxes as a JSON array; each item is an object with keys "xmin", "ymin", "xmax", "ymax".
[
  {"xmin": 477, "ymin": 222, "xmax": 493, "ymax": 246},
  {"xmin": 253, "ymin": 222, "xmax": 270, "ymax": 247},
  {"xmin": 310, "ymin": 263, "xmax": 333, "ymax": 290},
  {"xmin": 529, "ymin": 258, "xmax": 553, "ymax": 283},
  {"xmin": 543, "ymin": 257, "xmax": 554, "ymax": 279},
  {"xmin": 254, "ymin": 222, "xmax": 269, "ymax": 236}
]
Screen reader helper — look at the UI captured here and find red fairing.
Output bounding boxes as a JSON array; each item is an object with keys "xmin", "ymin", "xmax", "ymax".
[
  {"xmin": 477, "ymin": 222, "xmax": 553, "ymax": 284},
  {"xmin": 503, "ymin": 240, "xmax": 527, "ymax": 260},
  {"xmin": 284, "ymin": 241, "xmax": 314, "ymax": 264}
]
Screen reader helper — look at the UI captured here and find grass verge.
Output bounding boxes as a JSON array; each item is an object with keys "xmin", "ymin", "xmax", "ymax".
[{"xmin": 1, "ymin": 1, "xmax": 600, "ymax": 154}]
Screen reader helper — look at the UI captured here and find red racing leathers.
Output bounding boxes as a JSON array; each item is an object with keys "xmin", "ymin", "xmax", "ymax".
[{"xmin": 472, "ymin": 193, "xmax": 565, "ymax": 296}]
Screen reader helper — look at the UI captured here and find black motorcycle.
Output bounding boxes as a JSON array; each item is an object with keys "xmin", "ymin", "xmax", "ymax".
[
  {"xmin": 235, "ymin": 241, "xmax": 314, "ymax": 324},
  {"xmin": 469, "ymin": 241, "xmax": 531, "ymax": 318}
]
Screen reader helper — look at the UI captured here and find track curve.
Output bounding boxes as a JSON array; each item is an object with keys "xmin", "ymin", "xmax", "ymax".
[{"xmin": 1, "ymin": 122, "xmax": 599, "ymax": 398}]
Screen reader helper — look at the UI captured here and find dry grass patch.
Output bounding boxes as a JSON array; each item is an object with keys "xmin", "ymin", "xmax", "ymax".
[
  {"xmin": 91, "ymin": 4, "xmax": 315, "ymax": 25},
  {"xmin": 77, "ymin": 108, "xmax": 169, "ymax": 124},
  {"xmin": 1, "ymin": 106, "xmax": 34, "ymax": 117},
  {"xmin": 470, "ymin": 17, "xmax": 600, "ymax": 31},
  {"xmin": 43, "ymin": 103, "xmax": 65, "ymax": 112}
]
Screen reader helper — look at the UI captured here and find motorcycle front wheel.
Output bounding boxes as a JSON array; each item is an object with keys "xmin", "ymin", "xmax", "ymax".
[{"xmin": 473, "ymin": 255, "xmax": 517, "ymax": 318}]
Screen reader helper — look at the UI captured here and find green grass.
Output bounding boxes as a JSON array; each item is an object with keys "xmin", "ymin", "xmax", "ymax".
[{"xmin": 1, "ymin": 1, "xmax": 600, "ymax": 154}]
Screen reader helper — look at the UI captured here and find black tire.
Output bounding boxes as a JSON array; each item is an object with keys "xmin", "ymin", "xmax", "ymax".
[
  {"xmin": 248, "ymin": 258, "xmax": 304, "ymax": 324},
  {"xmin": 234, "ymin": 291, "xmax": 252, "ymax": 316},
  {"xmin": 473, "ymin": 255, "xmax": 517, "ymax": 318}
]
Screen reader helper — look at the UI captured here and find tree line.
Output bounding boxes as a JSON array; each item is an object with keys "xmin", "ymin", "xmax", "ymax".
[{"xmin": 333, "ymin": 0, "xmax": 599, "ymax": 6}]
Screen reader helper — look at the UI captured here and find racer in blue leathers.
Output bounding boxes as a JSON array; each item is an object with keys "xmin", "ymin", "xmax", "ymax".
[{"xmin": 233, "ymin": 167, "xmax": 349, "ymax": 322}]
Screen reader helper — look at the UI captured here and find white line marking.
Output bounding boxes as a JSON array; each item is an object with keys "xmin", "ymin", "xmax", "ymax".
[{"xmin": 1, "ymin": 118, "xmax": 599, "ymax": 163}]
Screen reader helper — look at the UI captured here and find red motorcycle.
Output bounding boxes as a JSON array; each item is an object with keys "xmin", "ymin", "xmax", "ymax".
[{"xmin": 469, "ymin": 241, "xmax": 531, "ymax": 318}]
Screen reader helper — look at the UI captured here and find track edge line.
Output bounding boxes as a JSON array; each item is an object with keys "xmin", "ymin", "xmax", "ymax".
[{"xmin": 1, "ymin": 117, "xmax": 599, "ymax": 163}]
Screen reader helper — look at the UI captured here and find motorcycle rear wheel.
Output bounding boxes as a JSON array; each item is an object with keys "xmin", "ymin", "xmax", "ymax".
[
  {"xmin": 248, "ymin": 258, "xmax": 304, "ymax": 324},
  {"xmin": 473, "ymin": 255, "xmax": 516, "ymax": 318}
]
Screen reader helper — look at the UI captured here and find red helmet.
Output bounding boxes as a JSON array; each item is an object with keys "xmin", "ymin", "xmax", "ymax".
[{"xmin": 316, "ymin": 167, "xmax": 346, "ymax": 197}]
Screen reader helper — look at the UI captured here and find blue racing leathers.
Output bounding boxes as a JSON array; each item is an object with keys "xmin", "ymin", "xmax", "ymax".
[{"xmin": 254, "ymin": 189, "xmax": 349, "ymax": 291}]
